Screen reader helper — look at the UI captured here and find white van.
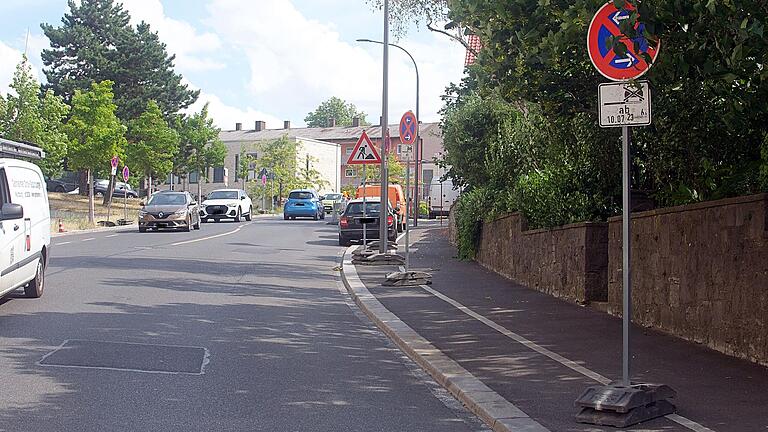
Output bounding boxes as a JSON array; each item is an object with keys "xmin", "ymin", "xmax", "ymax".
[
  {"xmin": 0, "ymin": 159, "xmax": 50, "ymax": 298},
  {"xmin": 428, "ymin": 178, "xmax": 460, "ymax": 219}
]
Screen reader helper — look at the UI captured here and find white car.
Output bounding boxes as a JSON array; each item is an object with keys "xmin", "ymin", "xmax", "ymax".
[
  {"xmin": 200, "ymin": 189, "xmax": 253, "ymax": 222},
  {"xmin": 0, "ymin": 159, "xmax": 50, "ymax": 299}
]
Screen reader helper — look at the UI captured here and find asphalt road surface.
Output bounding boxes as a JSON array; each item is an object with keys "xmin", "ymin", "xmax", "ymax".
[{"xmin": 0, "ymin": 217, "xmax": 488, "ymax": 432}]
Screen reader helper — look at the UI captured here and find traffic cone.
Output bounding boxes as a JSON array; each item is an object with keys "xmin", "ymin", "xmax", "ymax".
[{"xmin": 58, "ymin": 219, "xmax": 65, "ymax": 233}]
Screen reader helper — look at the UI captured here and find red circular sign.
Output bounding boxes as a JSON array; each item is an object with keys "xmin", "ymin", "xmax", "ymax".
[
  {"xmin": 587, "ymin": 2, "xmax": 660, "ymax": 81},
  {"xmin": 399, "ymin": 111, "xmax": 418, "ymax": 145},
  {"xmin": 122, "ymin": 166, "xmax": 129, "ymax": 182}
]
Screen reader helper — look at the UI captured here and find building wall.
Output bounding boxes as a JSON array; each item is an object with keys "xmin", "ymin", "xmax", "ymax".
[{"xmin": 295, "ymin": 137, "xmax": 340, "ymax": 194}]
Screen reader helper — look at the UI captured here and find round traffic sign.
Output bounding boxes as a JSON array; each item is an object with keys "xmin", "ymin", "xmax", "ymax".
[
  {"xmin": 111, "ymin": 155, "xmax": 119, "ymax": 168},
  {"xmin": 122, "ymin": 166, "xmax": 129, "ymax": 182},
  {"xmin": 399, "ymin": 111, "xmax": 418, "ymax": 145},
  {"xmin": 587, "ymin": 2, "xmax": 660, "ymax": 81}
]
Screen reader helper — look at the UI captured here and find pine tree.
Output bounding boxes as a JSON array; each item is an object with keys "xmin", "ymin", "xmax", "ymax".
[{"xmin": 41, "ymin": 0, "xmax": 198, "ymax": 121}]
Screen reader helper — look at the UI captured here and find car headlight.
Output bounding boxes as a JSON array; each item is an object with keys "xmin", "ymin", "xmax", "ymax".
[
  {"xmin": 174, "ymin": 209, "xmax": 187, "ymax": 216},
  {"xmin": 227, "ymin": 202, "xmax": 238, "ymax": 207}
]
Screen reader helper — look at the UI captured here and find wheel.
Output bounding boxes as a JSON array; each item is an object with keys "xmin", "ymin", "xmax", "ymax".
[
  {"xmin": 24, "ymin": 258, "xmax": 45, "ymax": 298},
  {"xmin": 193, "ymin": 218, "xmax": 201, "ymax": 230},
  {"xmin": 201, "ymin": 218, "xmax": 208, "ymax": 223},
  {"xmin": 55, "ymin": 185, "xmax": 65, "ymax": 193},
  {"xmin": 320, "ymin": 211, "xmax": 325, "ymax": 220},
  {"xmin": 95, "ymin": 191, "xmax": 104, "ymax": 197},
  {"xmin": 234, "ymin": 208, "xmax": 242, "ymax": 222},
  {"xmin": 283, "ymin": 214, "xmax": 289, "ymax": 220},
  {"xmin": 139, "ymin": 227, "xmax": 147, "ymax": 233},
  {"xmin": 245, "ymin": 207, "xmax": 252, "ymax": 221}
]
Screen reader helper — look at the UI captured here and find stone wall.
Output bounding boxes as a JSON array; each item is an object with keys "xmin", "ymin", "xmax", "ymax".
[
  {"xmin": 475, "ymin": 213, "xmax": 608, "ymax": 304},
  {"xmin": 607, "ymin": 194, "xmax": 768, "ymax": 366}
]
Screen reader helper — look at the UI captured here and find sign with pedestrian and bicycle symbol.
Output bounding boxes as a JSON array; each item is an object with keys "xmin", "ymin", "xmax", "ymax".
[
  {"xmin": 347, "ymin": 131, "xmax": 381, "ymax": 165},
  {"xmin": 598, "ymin": 81, "xmax": 651, "ymax": 127},
  {"xmin": 587, "ymin": 1, "xmax": 660, "ymax": 81}
]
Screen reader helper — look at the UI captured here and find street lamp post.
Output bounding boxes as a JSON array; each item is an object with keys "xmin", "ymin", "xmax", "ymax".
[{"xmin": 356, "ymin": 38, "xmax": 420, "ymax": 227}]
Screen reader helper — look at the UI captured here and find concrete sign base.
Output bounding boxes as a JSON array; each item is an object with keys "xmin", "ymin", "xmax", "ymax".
[{"xmin": 575, "ymin": 383, "xmax": 676, "ymax": 427}]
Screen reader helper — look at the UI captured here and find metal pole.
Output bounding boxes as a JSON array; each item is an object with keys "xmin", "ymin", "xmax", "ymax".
[
  {"xmin": 363, "ymin": 164, "xmax": 367, "ymax": 247},
  {"xmin": 271, "ymin": 176, "xmax": 274, "ymax": 213},
  {"xmin": 622, "ymin": 125, "xmax": 632, "ymax": 387},
  {"xmin": 405, "ymin": 149, "xmax": 410, "ymax": 271},
  {"xmin": 123, "ymin": 190, "xmax": 127, "ymax": 222},
  {"xmin": 379, "ymin": 0, "xmax": 389, "ymax": 254},
  {"xmin": 440, "ymin": 180, "xmax": 443, "ymax": 227}
]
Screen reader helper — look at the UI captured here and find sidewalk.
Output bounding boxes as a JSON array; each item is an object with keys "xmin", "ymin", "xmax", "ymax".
[{"xmin": 340, "ymin": 223, "xmax": 768, "ymax": 432}]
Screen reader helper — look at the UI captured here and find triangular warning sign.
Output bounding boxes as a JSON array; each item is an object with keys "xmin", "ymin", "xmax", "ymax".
[{"xmin": 347, "ymin": 130, "xmax": 381, "ymax": 165}]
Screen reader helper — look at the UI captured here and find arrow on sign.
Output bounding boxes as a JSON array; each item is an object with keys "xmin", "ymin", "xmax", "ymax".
[
  {"xmin": 614, "ymin": 53, "xmax": 636, "ymax": 67},
  {"xmin": 611, "ymin": 11, "xmax": 629, "ymax": 27}
]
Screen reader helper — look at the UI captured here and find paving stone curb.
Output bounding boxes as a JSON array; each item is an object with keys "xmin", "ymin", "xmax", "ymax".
[{"xmin": 340, "ymin": 245, "xmax": 550, "ymax": 432}]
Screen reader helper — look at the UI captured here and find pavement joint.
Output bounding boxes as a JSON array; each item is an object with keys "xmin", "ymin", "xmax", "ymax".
[{"xmin": 340, "ymin": 245, "xmax": 550, "ymax": 432}]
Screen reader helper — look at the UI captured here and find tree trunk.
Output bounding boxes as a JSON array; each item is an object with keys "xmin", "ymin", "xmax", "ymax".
[
  {"xmin": 87, "ymin": 169, "xmax": 95, "ymax": 225},
  {"xmin": 102, "ymin": 175, "xmax": 115, "ymax": 206},
  {"xmin": 148, "ymin": 173, "xmax": 153, "ymax": 200},
  {"xmin": 197, "ymin": 177, "xmax": 202, "ymax": 202}
]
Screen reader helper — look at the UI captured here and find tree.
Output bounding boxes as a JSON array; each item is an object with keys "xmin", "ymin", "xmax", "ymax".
[
  {"xmin": 177, "ymin": 104, "xmax": 225, "ymax": 200},
  {"xmin": 126, "ymin": 100, "xmax": 179, "ymax": 200},
  {"xmin": 41, "ymin": 0, "xmax": 198, "ymax": 121},
  {"xmin": 0, "ymin": 57, "xmax": 69, "ymax": 177},
  {"xmin": 64, "ymin": 80, "xmax": 126, "ymax": 224},
  {"xmin": 304, "ymin": 97, "xmax": 369, "ymax": 128}
]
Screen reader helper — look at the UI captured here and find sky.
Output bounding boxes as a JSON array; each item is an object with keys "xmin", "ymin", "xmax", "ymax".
[{"xmin": 0, "ymin": 0, "xmax": 467, "ymax": 130}]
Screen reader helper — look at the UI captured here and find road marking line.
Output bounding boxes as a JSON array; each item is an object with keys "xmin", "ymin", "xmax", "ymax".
[
  {"xmin": 81, "ymin": 238, "xmax": 95, "ymax": 242},
  {"xmin": 105, "ymin": 234, "xmax": 118, "ymax": 238},
  {"xmin": 419, "ymin": 285, "xmax": 716, "ymax": 432},
  {"xmin": 55, "ymin": 241, "xmax": 71, "ymax": 245},
  {"xmin": 170, "ymin": 223, "xmax": 250, "ymax": 246},
  {"xmin": 397, "ymin": 231, "xmax": 406, "ymax": 243}
]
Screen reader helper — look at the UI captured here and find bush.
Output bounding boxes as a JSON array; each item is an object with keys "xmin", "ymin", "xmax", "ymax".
[{"xmin": 453, "ymin": 187, "xmax": 492, "ymax": 260}]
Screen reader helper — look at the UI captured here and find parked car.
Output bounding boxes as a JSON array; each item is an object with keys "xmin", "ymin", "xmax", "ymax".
[
  {"xmin": 284, "ymin": 189, "xmax": 324, "ymax": 220},
  {"xmin": 93, "ymin": 179, "xmax": 138, "ymax": 198},
  {"xmin": 45, "ymin": 171, "xmax": 79, "ymax": 193},
  {"xmin": 321, "ymin": 193, "xmax": 344, "ymax": 214},
  {"xmin": 138, "ymin": 191, "xmax": 200, "ymax": 232},
  {"xmin": 199, "ymin": 189, "xmax": 253, "ymax": 222},
  {"xmin": 0, "ymin": 159, "xmax": 50, "ymax": 299},
  {"xmin": 356, "ymin": 183, "xmax": 407, "ymax": 231},
  {"xmin": 338, "ymin": 197, "xmax": 397, "ymax": 246}
]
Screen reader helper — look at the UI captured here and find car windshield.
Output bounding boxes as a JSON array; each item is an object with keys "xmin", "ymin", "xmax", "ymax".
[
  {"xmin": 324, "ymin": 194, "xmax": 342, "ymax": 200},
  {"xmin": 208, "ymin": 191, "xmax": 238, "ymax": 200},
  {"xmin": 147, "ymin": 193, "xmax": 187, "ymax": 206},
  {"xmin": 289, "ymin": 191, "xmax": 313, "ymax": 200},
  {"xmin": 345, "ymin": 202, "xmax": 383, "ymax": 215}
]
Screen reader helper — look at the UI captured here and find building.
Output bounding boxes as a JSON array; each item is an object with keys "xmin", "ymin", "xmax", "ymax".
[{"xmin": 168, "ymin": 119, "xmax": 444, "ymax": 203}]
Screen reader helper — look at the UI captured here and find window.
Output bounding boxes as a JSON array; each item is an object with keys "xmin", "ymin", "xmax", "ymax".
[
  {"xmin": 288, "ymin": 191, "xmax": 313, "ymax": 200},
  {"xmin": 345, "ymin": 168, "xmax": 355, "ymax": 178},
  {"xmin": 213, "ymin": 167, "xmax": 225, "ymax": 183},
  {"xmin": 189, "ymin": 171, "xmax": 199, "ymax": 184},
  {"xmin": 345, "ymin": 147, "xmax": 353, "ymax": 157},
  {"xmin": 208, "ymin": 190, "xmax": 238, "ymax": 200}
]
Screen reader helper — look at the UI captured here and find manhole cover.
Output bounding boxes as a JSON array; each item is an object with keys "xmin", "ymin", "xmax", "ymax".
[{"xmin": 39, "ymin": 340, "xmax": 209, "ymax": 375}]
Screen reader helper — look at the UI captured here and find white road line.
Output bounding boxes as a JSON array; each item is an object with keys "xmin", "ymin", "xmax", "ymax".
[
  {"xmin": 419, "ymin": 285, "xmax": 716, "ymax": 432},
  {"xmin": 170, "ymin": 223, "xmax": 250, "ymax": 246},
  {"xmin": 55, "ymin": 241, "xmax": 71, "ymax": 245},
  {"xmin": 81, "ymin": 238, "xmax": 95, "ymax": 242},
  {"xmin": 105, "ymin": 234, "xmax": 118, "ymax": 238}
]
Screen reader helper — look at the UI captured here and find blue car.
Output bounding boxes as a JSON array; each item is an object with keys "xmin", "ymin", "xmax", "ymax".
[{"xmin": 283, "ymin": 189, "xmax": 325, "ymax": 220}]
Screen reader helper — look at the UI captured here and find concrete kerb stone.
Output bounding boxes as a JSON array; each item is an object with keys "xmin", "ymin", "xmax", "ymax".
[{"xmin": 340, "ymin": 245, "xmax": 551, "ymax": 432}]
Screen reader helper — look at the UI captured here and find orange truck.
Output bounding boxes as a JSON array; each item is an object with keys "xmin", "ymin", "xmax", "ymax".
[{"xmin": 355, "ymin": 183, "xmax": 407, "ymax": 232}]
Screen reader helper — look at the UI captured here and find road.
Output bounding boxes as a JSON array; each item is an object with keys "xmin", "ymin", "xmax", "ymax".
[{"xmin": 0, "ymin": 217, "xmax": 487, "ymax": 432}]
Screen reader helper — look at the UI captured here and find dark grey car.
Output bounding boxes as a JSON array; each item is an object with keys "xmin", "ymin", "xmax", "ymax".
[{"xmin": 338, "ymin": 198, "xmax": 397, "ymax": 246}]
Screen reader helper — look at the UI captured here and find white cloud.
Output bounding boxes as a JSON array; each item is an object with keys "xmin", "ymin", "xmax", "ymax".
[
  {"xmin": 119, "ymin": 0, "xmax": 225, "ymax": 72},
  {"xmin": 204, "ymin": 0, "xmax": 465, "ymax": 126},
  {"xmin": 187, "ymin": 90, "xmax": 284, "ymax": 131},
  {"xmin": 0, "ymin": 39, "xmax": 45, "ymax": 96}
]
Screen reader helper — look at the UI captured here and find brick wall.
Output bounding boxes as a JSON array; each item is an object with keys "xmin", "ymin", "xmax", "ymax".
[
  {"xmin": 475, "ymin": 213, "xmax": 608, "ymax": 304},
  {"xmin": 607, "ymin": 194, "xmax": 768, "ymax": 366}
]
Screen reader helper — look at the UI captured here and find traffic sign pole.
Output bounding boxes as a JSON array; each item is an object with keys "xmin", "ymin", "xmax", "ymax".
[{"xmin": 576, "ymin": 2, "xmax": 674, "ymax": 427}]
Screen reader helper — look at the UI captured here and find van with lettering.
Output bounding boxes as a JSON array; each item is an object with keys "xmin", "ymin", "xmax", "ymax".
[{"xmin": 0, "ymin": 159, "xmax": 50, "ymax": 299}]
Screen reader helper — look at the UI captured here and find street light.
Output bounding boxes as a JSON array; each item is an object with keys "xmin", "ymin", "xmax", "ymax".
[{"xmin": 356, "ymin": 38, "xmax": 420, "ymax": 227}]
